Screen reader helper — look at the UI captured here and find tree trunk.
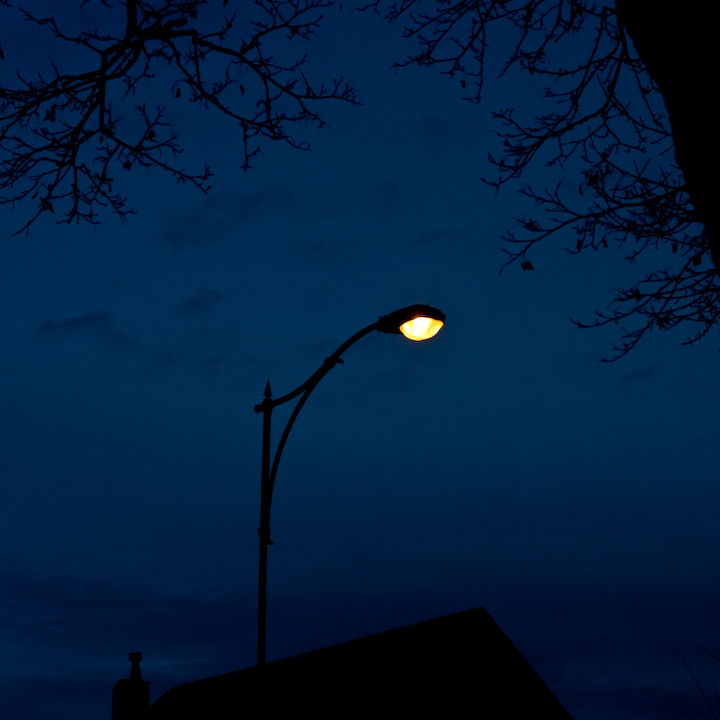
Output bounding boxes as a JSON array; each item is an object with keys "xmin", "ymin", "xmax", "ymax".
[{"xmin": 616, "ymin": 0, "xmax": 720, "ymax": 267}]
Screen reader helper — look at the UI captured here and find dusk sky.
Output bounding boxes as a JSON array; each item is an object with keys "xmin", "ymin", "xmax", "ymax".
[{"xmin": 1, "ymin": 2, "xmax": 718, "ymax": 719}]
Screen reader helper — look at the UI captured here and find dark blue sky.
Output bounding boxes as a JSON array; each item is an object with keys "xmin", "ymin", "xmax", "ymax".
[{"xmin": 1, "ymin": 2, "xmax": 718, "ymax": 718}]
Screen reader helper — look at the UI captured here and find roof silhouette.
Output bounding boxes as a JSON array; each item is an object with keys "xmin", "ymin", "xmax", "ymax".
[{"xmin": 149, "ymin": 606, "xmax": 574, "ymax": 719}]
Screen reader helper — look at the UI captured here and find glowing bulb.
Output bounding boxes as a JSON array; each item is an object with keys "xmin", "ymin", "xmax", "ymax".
[{"xmin": 398, "ymin": 316, "xmax": 444, "ymax": 341}]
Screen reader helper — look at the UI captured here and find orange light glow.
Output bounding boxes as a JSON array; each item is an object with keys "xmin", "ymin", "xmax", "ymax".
[{"xmin": 398, "ymin": 316, "xmax": 444, "ymax": 341}]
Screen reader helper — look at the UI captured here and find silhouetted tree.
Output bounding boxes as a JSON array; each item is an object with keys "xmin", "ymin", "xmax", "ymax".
[
  {"xmin": 0, "ymin": 0, "xmax": 357, "ymax": 234},
  {"xmin": 2, "ymin": 1, "xmax": 717, "ymax": 358},
  {"xmin": 361, "ymin": 0, "xmax": 717, "ymax": 358}
]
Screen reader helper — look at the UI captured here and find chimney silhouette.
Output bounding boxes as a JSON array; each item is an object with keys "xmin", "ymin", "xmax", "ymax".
[{"xmin": 112, "ymin": 652, "xmax": 150, "ymax": 720}]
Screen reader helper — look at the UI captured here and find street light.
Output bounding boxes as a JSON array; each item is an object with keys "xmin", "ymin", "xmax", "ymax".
[{"xmin": 253, "ymin": 304, "xmax": 445, "ymax": 666}]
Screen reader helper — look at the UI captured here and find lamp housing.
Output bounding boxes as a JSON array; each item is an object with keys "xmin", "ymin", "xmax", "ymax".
[{"xmin": 377, "ymin": 304, "xmax": 445, "ymax": 341}]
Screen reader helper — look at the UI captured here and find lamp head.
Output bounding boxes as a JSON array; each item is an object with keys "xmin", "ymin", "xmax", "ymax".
[{"xmin": 377, "ymin": 304, "xmax": 445, "ymax": 341}]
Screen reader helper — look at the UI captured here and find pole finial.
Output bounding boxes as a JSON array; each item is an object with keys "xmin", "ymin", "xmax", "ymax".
[{"xmin": 264, "ymin": 381, "xmax": 272, "ymax": 398}]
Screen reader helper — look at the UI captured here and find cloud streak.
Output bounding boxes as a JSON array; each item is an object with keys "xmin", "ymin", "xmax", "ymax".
[
  {"xmin": 175, "ymin": 289, "xmax": 225, "ymax": 317},
  {"xmin": 619, "ymin": 361, "xmax": 665, "ymax": 384},
  {"xmin": 162, "ymin": 187, "xmax": 292, "ymax": 248},
  {"xmin": 35, "ymin": 311, "xmax": 138, "ymax": 353},
  {"xmin": 413, "ymin": 228, "xmax": 459, "ymax": 245}
]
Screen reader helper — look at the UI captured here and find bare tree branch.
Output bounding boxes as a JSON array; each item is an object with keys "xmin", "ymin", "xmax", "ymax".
[
  {"xmin": 363, "ymin": 0, "xmax": 718, "ymax": 359},
  {"xmin": 0, "ymin": 0, "xmax": 359, "ymax": 234},
  {"xmin": 3, "ymin": 0, "xmax": 717, "ymax": 358}
]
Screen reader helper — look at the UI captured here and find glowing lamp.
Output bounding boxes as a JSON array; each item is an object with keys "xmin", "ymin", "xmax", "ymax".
[
  {"xmin": 399, "ymin": 315, "xmax": 444, "ymax": 341},
  {"xmin": 377, "ymin": 304, "xmax": 446, "ymax": 341}
]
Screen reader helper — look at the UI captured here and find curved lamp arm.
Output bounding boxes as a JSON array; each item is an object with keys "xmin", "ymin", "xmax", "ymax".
[
  {"xmin": 254, "ymin": 321, "xmax": 378, "ymax": 519},
  {"xmin": 253, "ymin": 304, "xmax": 444, "ymax": 665}
]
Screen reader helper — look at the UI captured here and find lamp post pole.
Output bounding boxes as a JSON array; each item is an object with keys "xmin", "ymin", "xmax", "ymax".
[
  {"xmin": 253, "ymin": 305, "xmax": 445, "ymax": 666},
  {"xmin": 256, "ymin": 381, "xmax": 273, "ymax": 668}
]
